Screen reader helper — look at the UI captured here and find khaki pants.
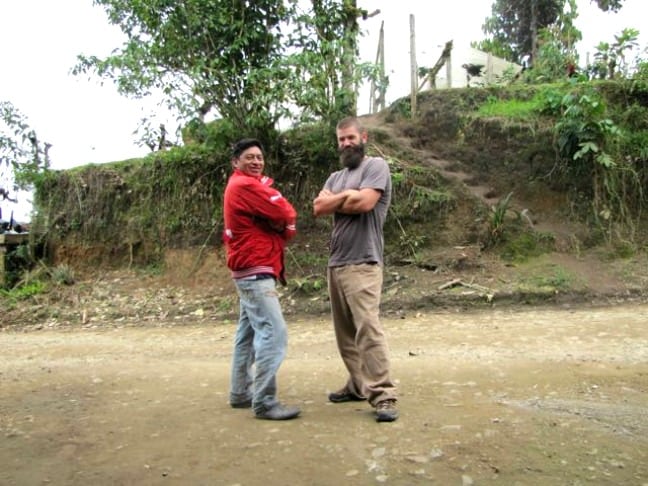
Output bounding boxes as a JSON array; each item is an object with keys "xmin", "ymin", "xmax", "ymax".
[{"xmin": 327, "ymin": 263, "xmax": 397, "ymax": 406}]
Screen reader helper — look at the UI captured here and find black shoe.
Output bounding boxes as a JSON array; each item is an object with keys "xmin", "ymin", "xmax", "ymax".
[
  {"xmin": 230, "ymin": 399, "xmax": 252, "ymax": 409},
  {"xmin": 255, "ymin": 403, "xmax": 301, "ymax": 420},
  {"xmin": 376, "ymin": 399, "xmax": 399, "ymax": 422},
  {"xmin": 328, "ymin": 388, "xmax": 367, "ymax": 403}
]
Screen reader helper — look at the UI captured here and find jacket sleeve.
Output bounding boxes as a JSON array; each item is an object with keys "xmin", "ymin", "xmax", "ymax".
[{"xmin": 239, "ymin": 180, "xmax": 297, "ymax": 240}]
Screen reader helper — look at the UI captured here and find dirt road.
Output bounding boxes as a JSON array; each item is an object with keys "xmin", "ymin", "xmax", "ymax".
[{"xmin": 1, "ymin": 304, "xmax": 647, "ymax": 485}]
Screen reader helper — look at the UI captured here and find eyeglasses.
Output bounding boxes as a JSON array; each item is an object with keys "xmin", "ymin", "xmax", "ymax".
[{"xmin": 241, "ymin": 153, "xmax": 264, "ymax": 162}]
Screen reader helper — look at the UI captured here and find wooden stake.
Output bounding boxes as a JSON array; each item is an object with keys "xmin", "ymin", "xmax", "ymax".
[{"xmin": 409, "ymin": 14, "xmax": 417, "ymax": 118}]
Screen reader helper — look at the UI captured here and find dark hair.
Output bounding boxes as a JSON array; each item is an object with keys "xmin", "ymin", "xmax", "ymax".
[{"xmin": 231, "ymin": 138, "xmax": 264, "ymax": 158}]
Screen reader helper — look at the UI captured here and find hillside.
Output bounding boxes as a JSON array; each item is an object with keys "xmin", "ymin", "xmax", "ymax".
[{"xmin": 2, "ymin": 82, "xmax": 648, "ymax": 328}]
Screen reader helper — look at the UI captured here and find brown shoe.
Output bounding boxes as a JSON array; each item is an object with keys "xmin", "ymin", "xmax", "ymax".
[
  {"xmin": 376, "ymin": 399, "xmax": 399, "ymax": 422},
  {"xmin": 328, "ymin": 388, "xmax": 366, "ymax": 403}
]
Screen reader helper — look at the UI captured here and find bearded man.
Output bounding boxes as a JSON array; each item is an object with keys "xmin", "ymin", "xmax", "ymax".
[{"xmin": 312, "ymin": 116, "xmax": 399, "ymax": 422}]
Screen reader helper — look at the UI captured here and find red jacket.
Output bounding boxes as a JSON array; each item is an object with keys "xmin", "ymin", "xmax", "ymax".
[{"xmin": 223, "ymin": 169, "xmax": 297, "ymax": 284}]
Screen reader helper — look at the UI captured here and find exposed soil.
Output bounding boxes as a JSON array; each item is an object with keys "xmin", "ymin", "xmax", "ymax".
[
  {"xmin": 2, "ymin": 298, "xmax": 647, "ymax": 485},
  {"xmin": 2, "ymin": 246, "xmax": 648, "ymax": 485}
]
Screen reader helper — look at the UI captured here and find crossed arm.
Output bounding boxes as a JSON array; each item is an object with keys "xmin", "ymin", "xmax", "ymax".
[{"xmin": 312, "ymin": 187, "xmax": 381, "ymax": 217}]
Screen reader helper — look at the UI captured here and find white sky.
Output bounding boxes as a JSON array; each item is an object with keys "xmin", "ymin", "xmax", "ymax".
[{"xmin": 1, "ymin": 0, "xmax": 646, "ymax": 221}]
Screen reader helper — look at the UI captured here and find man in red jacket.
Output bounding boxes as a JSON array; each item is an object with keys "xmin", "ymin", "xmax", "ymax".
[{"xmin": 223, "ymin": 138, "xmax": 300, "ymax": 420}]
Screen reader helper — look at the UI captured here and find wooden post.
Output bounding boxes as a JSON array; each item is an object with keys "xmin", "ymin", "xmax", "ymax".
[
  {"xmin": 409, "ymin": 14, "xmax": 417, "ymax": 118},
  {"xmin": 487, "ymin": 52, "xmax": 493, "ymax": 84},
  {"xmin": 369, "ymin": 21, "xmax": 386, "ymax": 114},
  {"xmin": 446, "ymin": 49, "xmax": 452, "ymax": 88}
]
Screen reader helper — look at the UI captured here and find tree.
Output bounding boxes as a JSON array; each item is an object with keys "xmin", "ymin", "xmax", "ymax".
[
  {"xmin": 477, "ymin": 0, "xmax": 564, "ymax": 66},
  {"xmin": 590, "ymin": 28, "xmax": 640, "ymax": 79},
  {"xmin": 530, "ymin": 0, "xmax": 582, "ymax": 82},
  {"xmin": 74, "ymin": 0, "xmax": 293, "ymax": 143},
  {"xmin": 591, "ymin": 0, "xmax": 625, "ymax": 12},
  {"xmin": 74, "ymin": 0, "xmax": 377, "ymax": 142},
  {"xmin": 284, "ymin": 0, "xmax": 379, "ymax": 122},
  {"xmin": 0, "ymin": 101, "xmax": 51, "ymax": 208}
]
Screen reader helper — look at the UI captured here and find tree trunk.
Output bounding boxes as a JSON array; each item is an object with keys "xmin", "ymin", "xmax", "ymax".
[{"xmin": 530, "ymin": 0, "xmax": 538, "ymax": 66}]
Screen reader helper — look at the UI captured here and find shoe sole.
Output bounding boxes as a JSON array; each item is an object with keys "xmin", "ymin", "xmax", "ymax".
[
  {"xmin": 376, "ymin": 413, "xmax": 399, "ymax": 422},
  {"xmin": 328, "ymin": 395, "xmax": 367, "ymax": 403},
  {"xmin": 255, "ymin": 411, "xmax": 301, "ymax": 420},
  {"xmin": 230, "ymin": 401, "xmax": 252, "ymax": 409}
]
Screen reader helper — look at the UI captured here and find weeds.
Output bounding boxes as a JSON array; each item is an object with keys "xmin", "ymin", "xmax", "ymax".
[
  {"xmin": 521, "ymin": 266, "xmax": 573, "ymax": 291},
  {"xmin": 486, "ymin": 192, "xmax": 515, "ymax": 248},
  {"xmin": 289, "ymin": 275, "xmax": 326, "ymax": 295}
]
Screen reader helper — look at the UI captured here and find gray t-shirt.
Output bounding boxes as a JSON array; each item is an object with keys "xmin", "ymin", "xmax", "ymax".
[{"xmin": 324, "ymin": 156, "xmax": 392, "ymax": 267}]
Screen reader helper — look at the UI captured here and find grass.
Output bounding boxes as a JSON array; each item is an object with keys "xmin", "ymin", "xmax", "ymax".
[{"xmin": 476, "ymin": 95, "xmax": 545, "ymax": 120}]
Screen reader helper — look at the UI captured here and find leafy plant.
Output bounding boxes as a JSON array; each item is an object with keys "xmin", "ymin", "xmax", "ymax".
[
  {"xmin": 49, "ymin": 264, "xmax": 76, "ymax": 286},
  {"xmin": 0, "ymin": 280, "xmax": 46, "ymax": 302},
  {"xmin": 546, "ymin": 83, "xmax": 641, "ymax": 239},
  {"xmin": 289, "ymin": 275, "xmax": 325, "ymax": 295},
  {"xmin": 526, "ymin": 0, "xmax": 582, "ymax": 84},
  {"xmin": 589, "ymin": 28, "xmax": 640, "ymax": 79},
  {"xmin": 486, "ymin": 191, "xmax": 514, "ymax": 247},
  {"xmin": 1, "ymin": 101, "xmax": 51, "ymax": 202}
]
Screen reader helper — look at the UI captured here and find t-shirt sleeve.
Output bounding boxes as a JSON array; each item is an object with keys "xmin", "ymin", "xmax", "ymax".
[{"xmin": 360, "ymin": 158, "xmax": 390, "ymax": 192}]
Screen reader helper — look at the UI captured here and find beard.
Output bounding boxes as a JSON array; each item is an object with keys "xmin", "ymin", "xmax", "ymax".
[{"xmin": 339, "ymin": 144, "xmax": 365, "ymax": 169}]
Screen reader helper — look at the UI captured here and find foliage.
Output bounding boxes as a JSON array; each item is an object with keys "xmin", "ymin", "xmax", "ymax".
[
  {"xmin": 1, "ymin": 241, "xmax": 33, "ymax": 289},
  {"xmin": 539, "ymin": 82, "xmax": 643, "ymax": 239},
  {"xmin": 288, "ymin": 275, "xmax": 325, "ymax": 295},
  {"xmin": 0, "ymin": 280, "xmax": 46, "ymax": 303},
  {"xmin": 527, "ymin": 0, "xmax": 582, "ymax": 83},
  {"xmin": 389, "ymin": 163, "xmax": 453, "ymax": 225},
  {"xmin": 0, "ymin": 101, "xmax": 51, "ymax": 203},
  {"xmin": 31, "ymin": 143, "xmax": 233, "ymax": 265},
  {"xmin": 588, "ymin": 28, "xmax": 640, "ymax": 80},
  {"xmin": 285, "ymin": 0, "xmax": 378, "ymax": 122},
  {"xmin": 28, "ymin": 80, "xmax": 648, "ymax": 273},
  {"xmin": 486, "ymin": 191, "xmax": 515, "ymax": 247},
  {"xmin": 74, "ymin": 0, "xmax": 293, "ymax": 142},
  {"xmin": 500, "ymin": 230, "xmax": 556, "ymax": 262},
  {"xmin": 591, "ymin": 0, "xmax": 625, "ymax": 12},
  {"xmin": 74, "ymin": 0, "xmax": 377, "ymax": 143},
  {"xmin": 49, "ymin": 264, "xmax": 76, "ymax": 286},
  {"xmin": 274, "ymin": 122, "xmax": 338, "ymax": 221},
  {"xmin": 476, "ymin": 0, "xmax": 564, "ymax": 65}
]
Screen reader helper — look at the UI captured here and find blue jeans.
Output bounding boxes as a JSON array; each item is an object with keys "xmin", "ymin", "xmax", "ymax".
[{"xmin": 229, "ymin": 276, "xmax": 288, "ymax": 413}]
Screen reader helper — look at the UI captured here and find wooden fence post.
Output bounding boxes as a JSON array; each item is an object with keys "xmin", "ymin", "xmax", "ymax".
[
  {"xmin": 446, "ymin": 49, "xmax": 452, "ymax": 88},
  {"xmin": 369, "ymin": 21, "xmax": 386, "ymax": 114},
  {"xmin": 410, "ymin": 14, "xmax": 417, "ymax": 118}
]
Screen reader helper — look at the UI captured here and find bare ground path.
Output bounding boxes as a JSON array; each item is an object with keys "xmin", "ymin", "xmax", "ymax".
[{"xmin": 1, "ymin": 304, "xmax": 648, "ymax": 485}]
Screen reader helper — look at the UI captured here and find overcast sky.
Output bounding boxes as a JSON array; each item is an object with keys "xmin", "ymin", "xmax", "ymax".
[{"xmin": 1, "ymin": 0, "xmax": 646, "ymax": 221}]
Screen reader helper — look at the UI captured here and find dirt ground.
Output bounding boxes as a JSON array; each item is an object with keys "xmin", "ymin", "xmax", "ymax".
[
  {"xmin": 2, "ymin": 299, "xmax": 648, "ymax": 485},
  {"xmin": 2, "ymin": 246, "xmax": 648, "ymax": 485}
]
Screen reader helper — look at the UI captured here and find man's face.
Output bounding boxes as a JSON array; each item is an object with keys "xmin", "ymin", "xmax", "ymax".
[
  {"xmin": 337, "ymin": 125, "xmax": 367, "ymax": 169},
  {"xmin": 234, "ymin": 146, "xmax": 264, "ymax": 177}
]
